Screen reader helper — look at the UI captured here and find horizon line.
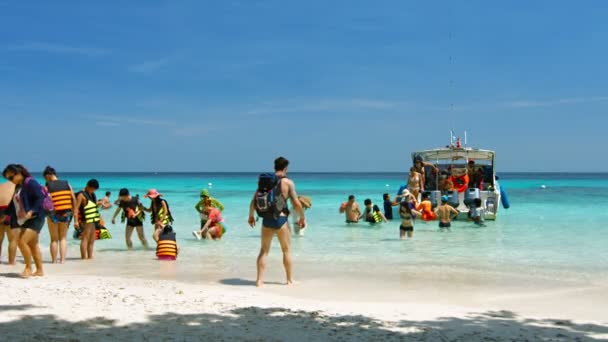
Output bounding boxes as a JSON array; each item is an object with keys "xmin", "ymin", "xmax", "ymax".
[{"xmin": 25, "ymin": 171, "xmax": 608, "ymax": 174}]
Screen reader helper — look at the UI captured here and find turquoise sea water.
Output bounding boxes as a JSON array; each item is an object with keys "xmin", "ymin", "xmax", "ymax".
[{"xmin": 23, "ymin": 173, "xmax": 608, "ymax": 283}]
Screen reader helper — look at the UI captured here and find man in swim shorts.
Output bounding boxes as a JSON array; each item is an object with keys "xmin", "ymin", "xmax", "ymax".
[
  {"xmin": 248, "ymin": 157, "xmax": 306, "ymax": 287},
  {"xmin": 435, "ymin": 195, "xmax": 459, "ymax": 230},
  {"xmin": 340, "ymin": 195, "xmax": 360, "ymax": 223}
]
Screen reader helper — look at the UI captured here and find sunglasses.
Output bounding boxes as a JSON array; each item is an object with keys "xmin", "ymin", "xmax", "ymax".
[{"xmin": 5, "ymin": 174, "xmax": 15, "ymax": 181}]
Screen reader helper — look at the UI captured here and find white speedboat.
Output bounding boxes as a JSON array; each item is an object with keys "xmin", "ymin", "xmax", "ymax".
[{"xmin": 408, "ymin": 144, "xmax": 509, "ymax": 221}]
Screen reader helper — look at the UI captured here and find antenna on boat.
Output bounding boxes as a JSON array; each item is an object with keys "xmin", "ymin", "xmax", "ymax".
[{"xmin": 464, "ymin": 130, "xmax": 468, "ymax": 147}]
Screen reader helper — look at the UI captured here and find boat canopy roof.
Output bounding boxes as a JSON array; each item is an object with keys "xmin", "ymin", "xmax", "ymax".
[{"xmin": 412, "ymin": 148, "xmax": 495, "ymax": 164}]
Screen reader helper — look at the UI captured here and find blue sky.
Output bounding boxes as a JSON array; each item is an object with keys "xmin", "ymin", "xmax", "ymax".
[{"xmin": 1, "ymin": 1, "xmax": 607, "ymax": 172}]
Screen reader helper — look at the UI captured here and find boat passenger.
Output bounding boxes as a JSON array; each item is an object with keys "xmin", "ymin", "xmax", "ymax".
[
  {"xmin": 414, "ymin": 157, "xmax": 438, "ymax": 191},
  {"xmin": 467, "ymin": 160, "xmax": 485, "ymax": 189},
  {"xmin": 407, "ymin": 167, "xmax": 424, "ymax": 200}
]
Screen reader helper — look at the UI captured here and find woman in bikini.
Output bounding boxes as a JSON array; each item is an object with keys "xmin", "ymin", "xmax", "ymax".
[{"xmin": 407, "ymin": 167, "xmax": 424, "ymax": 201}]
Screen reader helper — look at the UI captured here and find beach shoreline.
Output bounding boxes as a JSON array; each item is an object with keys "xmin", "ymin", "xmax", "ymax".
[{"xmin": 1, "ymin": 260, "xmax": 607, "ymax": 341}]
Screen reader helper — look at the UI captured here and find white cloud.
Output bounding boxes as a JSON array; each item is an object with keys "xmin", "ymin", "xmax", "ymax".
[
  {"xmin": 7, "ymin": 42, "xmax": 109, "ymax": 56},
  {"xmin": 505, "ymin": 96, "xmax": 608, "ymax": 108},
  {"xmin": 129, "ymin": 58, "xmax": 170, "ymax": 73},
  {"xmin": 92, "ymin": 115, "xmax": 173, "ymax": 127},
  {"xmin": 95, "ymin": 121, "xmax": 120, "ymax": 127},
  {"xmin": 172, "ymin": 125, "xmax": 213, "ymax": 137},
  {"xmin": 245, "ymin": 98, "xmax": 399, "ymax": 116}
]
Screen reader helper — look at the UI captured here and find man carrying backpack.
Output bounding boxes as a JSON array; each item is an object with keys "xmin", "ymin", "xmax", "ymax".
[{"xmin": 248, "ymin": 157, "xmax": 306, "ymax": 287}]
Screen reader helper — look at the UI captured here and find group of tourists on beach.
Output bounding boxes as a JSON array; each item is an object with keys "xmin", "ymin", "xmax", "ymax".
[
  {"xmin": 0, "ymin": 155, "xmax": 481, "ymax": 285},
  {"xmin": 0, "ymin": 157, "xmax": 308, "ymax": 287}
]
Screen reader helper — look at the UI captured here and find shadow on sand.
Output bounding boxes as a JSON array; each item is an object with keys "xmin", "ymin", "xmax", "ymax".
[
  {"xmin": 0, "ymin": 272, "xmax": 23, "ymax": 279},
  {"xmin": 0, "ymin": 305, "xmax": 605, "ymax": 341},
  {"xmin": 219, "ymin": 278, "xmax": 284, "ymax": 286}
]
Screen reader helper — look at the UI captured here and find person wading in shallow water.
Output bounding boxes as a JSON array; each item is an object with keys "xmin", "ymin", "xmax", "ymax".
[{"xmin": 248, "ymin": 157, "xmax": 306, "ymax": 287}]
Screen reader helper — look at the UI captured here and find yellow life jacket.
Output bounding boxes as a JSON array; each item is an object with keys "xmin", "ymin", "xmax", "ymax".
[
  {"xmin": 82, "ymin": 192, "xmax": 100, "ymax": 223},
  {"xmin": 158, "ymin": 207, "xmax": 170, "ymax": 225},
  {"xmin": 48, "ymin": 180, "xmax": 72, "ymax": 212},
  {"xmin": 98, "ymin": 228, "xmax": 112, "ymax": 240},
  {"xmin": 152, "ymin": 199, "xmax": 173, "ymax": 226},
  {"xmin": 156, "ymin": 232, "xmax": 177, "ymax": 258},
  {"xmin": 372, "ymin": 210, "xmax": 383, "ymax": 223}
]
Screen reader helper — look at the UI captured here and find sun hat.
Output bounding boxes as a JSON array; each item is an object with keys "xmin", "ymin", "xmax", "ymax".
[
  {"xmin": 298, "ymin": 196, "xmax": 312, "ymax": 209},
  {"xmin": 200, "ymin": 189, "xmax": 210, "ymax": 197},
  {"xmin": 401, "ymin": 189, "xmax": 411, "ymax": 197},
  {"xmin": 144, "ymin": 189, "xmax": 163, "ymax": 199}
]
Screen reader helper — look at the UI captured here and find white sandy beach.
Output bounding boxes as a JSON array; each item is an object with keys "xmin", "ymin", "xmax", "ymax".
[{"xmin": 1, "ymin": 259, "xmax": 607, "ymax": 341}]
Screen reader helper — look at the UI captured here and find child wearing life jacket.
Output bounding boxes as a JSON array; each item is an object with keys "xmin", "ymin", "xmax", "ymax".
[
  {"xmin": 192, "ymin": 198, "xmax": 227, "ymax": 240},
  {"xmin": 156, "ymin": 225, "xmax": 178, "ymax": 261},
  {"xmin": 360, "ymin": 199, "xmax": 388, "ymax": 224}
]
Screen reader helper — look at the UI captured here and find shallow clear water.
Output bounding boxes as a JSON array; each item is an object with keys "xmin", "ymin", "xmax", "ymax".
[{"xmin": 26, "ymin": 172, "xmax": 608, "ymax": 283}]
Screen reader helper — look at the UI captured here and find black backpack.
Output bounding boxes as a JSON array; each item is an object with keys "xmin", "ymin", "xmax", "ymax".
[{"xmin": 254, "ymin": 173, "xmax": 286, "ymax": 219}]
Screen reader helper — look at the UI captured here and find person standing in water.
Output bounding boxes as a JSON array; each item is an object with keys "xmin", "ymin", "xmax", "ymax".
[
  {"xmin": 360, "ymin": 199, "xmax": 388, "ymax": 224},
  {"xmin": 340, "ymin": 195, "xmax": 360, "ymax": 224},
  {"xmin": 43, "ymin": 166, "xmax": 77, "ymax": 264},
  {"xmin": 435, "ymin": 195, "xmax": 459, "ymax": 231},
  {"xmin": 74, "ymin": 179, "xmax": 101, "ymax": 259},
  {"xmin": 248, "ymin": 157, "xmax": 306, "ymax": 287},
  {"xmin": 111, "ymin": 188, "xmax": 149, "ymax": 250},
  {"xmin": 3, "ymin": 164, "xmax": 45, "ymax": 277},
  {"xmin": 399, "ymin": 199, "xmax": 422, "ymax": 239},
  {"xmin": 382, "ymin": 193, "xmax": 399, "ymax": 220},
  {"xmin": 143, "ymin": 189, "xmax": 173, "ymax": 242}
]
